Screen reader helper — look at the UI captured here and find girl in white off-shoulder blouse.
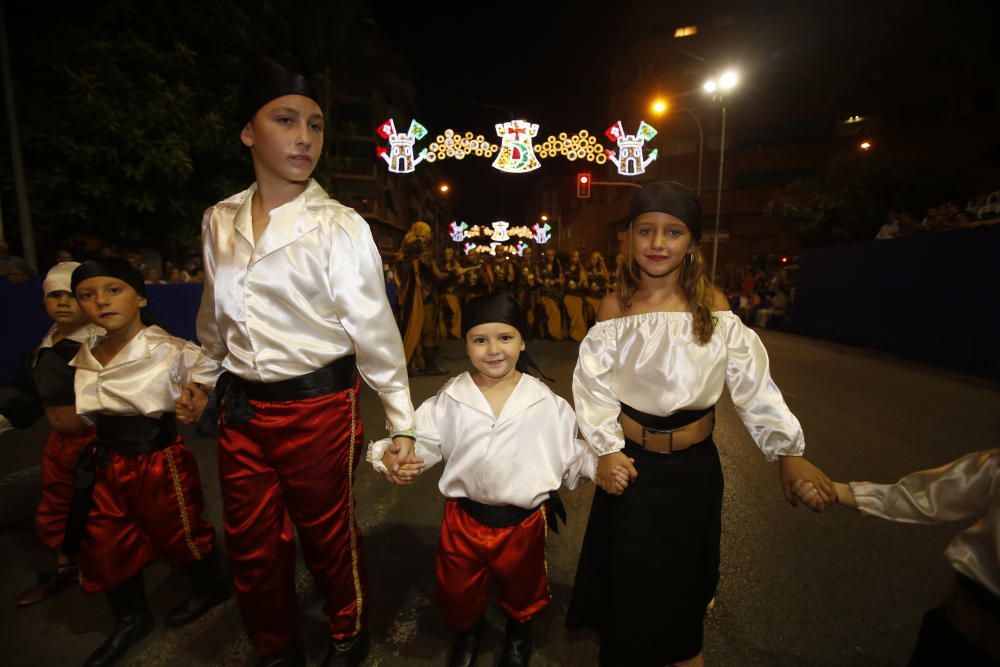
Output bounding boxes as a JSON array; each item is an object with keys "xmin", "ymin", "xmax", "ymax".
[{"xmin": 566, "ymin": 181, "xmax": 835, "ymax": 667}]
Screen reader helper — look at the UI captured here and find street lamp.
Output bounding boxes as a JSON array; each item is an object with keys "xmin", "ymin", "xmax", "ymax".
[
  {"xmin": 703, "ymin": 69, "xmax": 739, "ymax": 284},
  {"xmin": 650, "ymin": 96, "xmax": 704, "ymax": 196},
  {"xmin": 439, "ymin": 183, "xmax": 450, "ymax": 193}
]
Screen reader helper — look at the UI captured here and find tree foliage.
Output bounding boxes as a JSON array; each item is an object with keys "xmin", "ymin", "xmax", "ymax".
[{"xmin": 1, "ymin": 0, "xmax": 405, "ymax": 255}]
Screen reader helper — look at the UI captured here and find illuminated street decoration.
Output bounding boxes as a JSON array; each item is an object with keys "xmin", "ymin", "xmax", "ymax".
[
  {"xmin": 532, "ymin": 222, "xmax": 552, "ymax": 244},
  {"xmin": 535, "ymin": 130, "xmax": 608, "ymax": 164},
  {"xmin": 449, "ymin": 221, "xmax": 469, "ymax": 242},
  {"xmin": 376, "ymin": 118, "xmax": 429, "ymax": 173},
  {"xmin": 493, "ymin": 120, "xmax": 541, "ymax": 173},
  {"xmin": 490, "ymin": 221, "xmax": 510, "ymax": 242},
  {"xmin": 605, "ymin": 120, "xmax": 659, "ymax": 176},
  {"xmin": 425, "ymin": 129, "xmax": 499, "ymax": 164}
]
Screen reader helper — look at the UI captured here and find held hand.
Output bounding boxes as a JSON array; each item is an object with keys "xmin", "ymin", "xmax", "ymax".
[
  {"xmin": 597, "ymin": 451, "xmax": 638, "ymax": 495},
  {"xmin": 380, "ymin": 449, "xmax": 424, "ymax": 485},
  {"xmin": 779, "ymin": 456, "xmax": 835, "ymax": 512},
  {"xmin": 175, "ymin": 383, "xmax": 209, "ymax": 425},
  {"xmin": 833, "ymin": 481, "xmax": 857, "ymax": 508}
]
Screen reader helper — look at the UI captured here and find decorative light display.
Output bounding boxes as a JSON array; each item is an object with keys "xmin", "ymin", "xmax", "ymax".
[
  {"xmin": 376, "ymin": 118, "xmax": 430, "ymax": 174},
  {"xmin": 493, "ymin": 120, "xmax": 541, "ymax": 173},
  {"xmin": 375, "ymin": 118, "xmax": 661, "ymax": 176},
  {"xmin": 425, "ymin": 129, "xmax": 499, "ymax": 164},
  {"xmin": 451, "ymin": 220, "xmax": 551, "ymax": 256},
  {"xmin": 449, "ymin": 220, "xmax": 469, "ymax": 242},
  {"xmin": 535, "ymin": 130, "xmax": 608, "ymax": 164},
  {"xmin": 531, "ymin": 222, "xmax": 552, "ymax": 244},
  {"xmin": 604, "ymin": 120, "xmax": 659, "ymax": 176}
]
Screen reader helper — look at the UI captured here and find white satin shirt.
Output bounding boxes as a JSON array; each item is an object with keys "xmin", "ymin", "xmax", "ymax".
[
  {"xmin": 71, "ymin": 326, "xmax": 221, "ymax": 418},
  {"xmin": 196, "ymin": 179, "xmax": 414, "ymax": 434},
  {"xmin": 851, "ymin": 450, "xmax": 1000, "ymax": 596},
  {"xmin": 368, "ymin": 372, "xmax": 596, "ymax": 510},
  {"xmin": 573, "ymin": 310, "xmax": 805, "ymax": 460}
]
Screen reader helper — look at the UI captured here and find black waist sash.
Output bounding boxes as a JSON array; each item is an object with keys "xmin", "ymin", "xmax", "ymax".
[
  {"xmin": 457, "ymin": 491, "xmax": 567, "ymax": 533},
  {"xmin": 619, "ymin": 403, "xmax": 715, "ymax": 431},
  {"xmin": 217, "ymin": 355, "xmax": 357, "ymax": 426},
  {"xmin": 60, "ymin": 414, "xmax": 177, "ymax": 557}
]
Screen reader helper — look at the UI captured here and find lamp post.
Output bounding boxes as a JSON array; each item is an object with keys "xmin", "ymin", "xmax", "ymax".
[
  {"xmin": 703, "ymin": 69, "xmax": 739, "ymax": 284},
  {"xmin": 650, "ymin": 97, "xmax": 704, "ymax": 196}
]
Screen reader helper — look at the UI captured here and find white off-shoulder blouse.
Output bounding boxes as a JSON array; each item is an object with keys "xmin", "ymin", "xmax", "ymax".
[{"xmin": 572, "ymin": 310, "xmax": 805, "ymax": 460}]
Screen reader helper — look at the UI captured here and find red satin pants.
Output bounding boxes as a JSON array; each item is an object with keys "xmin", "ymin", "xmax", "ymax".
[
  {"xmin": 78, "ymin": 438, "xmax": 216, "ymax": 594},
  {"xmin": 437, "ymin": 499, "xmax": 550, "ymax": 630},
  {"xmin": 36, "ymin": 428, "xmax": 94, "ymax": 550},
  {"xmin": 218, "ymin": 383, "xmax": 365, "ymax": 656}
]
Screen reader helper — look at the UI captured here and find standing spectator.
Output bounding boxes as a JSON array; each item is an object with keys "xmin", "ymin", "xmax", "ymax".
[{"xmin": 0, "ymin": 239, "xmax": 31, "ymax": 279}]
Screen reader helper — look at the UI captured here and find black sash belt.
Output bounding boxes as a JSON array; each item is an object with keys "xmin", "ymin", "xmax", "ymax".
[
  {"xmin": 216, "ymin": 356, "xmax": 357, "ymax": 426},
  {"xmin": 619, "ymin": 403, "xmax": 714, "ymax": 431},
  {"xmin": 60, "ymin": 414, "xmax": 177, "ymax": 557},
  {"xmin": 457, "ymin": 491, "xmax": 567, "ymax": 533}
]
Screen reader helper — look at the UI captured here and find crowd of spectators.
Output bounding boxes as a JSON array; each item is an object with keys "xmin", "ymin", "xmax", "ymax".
[
  {"xmin": 721, "ymin": 264, "xmax": 794, "ymax": 330},
  {"xmin": 875, "ymin": 200, "xmax": 999, "ymax": 240}
]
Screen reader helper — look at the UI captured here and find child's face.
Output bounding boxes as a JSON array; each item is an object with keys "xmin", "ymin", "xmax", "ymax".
[
  {"xmin": 465, "ymin": 322, "xmax": 524, "ymax": 382},
  {"xmin": 241, "ymin": 94, "xmax": 324, "ymax": 185},
  {"xmin": 74, "ymin": 277, "xmax": 147, "ymax": 332},
  {"xmin": 43, "ymin": 290, "xmax": 87, "ymax": 327},
  {"xmin": 630, "ymin": 212, "xmax": 693, "ymax": 279}
]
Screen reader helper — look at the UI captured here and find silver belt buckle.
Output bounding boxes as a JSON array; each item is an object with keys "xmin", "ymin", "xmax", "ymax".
[{"xmin": 641, "ymin": 426, "xmax": 675, "ymax": 454}]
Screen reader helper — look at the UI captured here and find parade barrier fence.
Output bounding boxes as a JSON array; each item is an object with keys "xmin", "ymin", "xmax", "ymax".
[
  {"xmin": 790, "ymin": 225, "xmax": 1000, "ymax": 379},
  {"xmin": 0, "ymin": 282, "xmax": 202, "ymax": 385}
]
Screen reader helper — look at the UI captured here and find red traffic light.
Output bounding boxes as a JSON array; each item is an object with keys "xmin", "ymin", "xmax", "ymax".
[{"xmin": 577, "ymin": 173, "xmax": 592, "ymax": 199}]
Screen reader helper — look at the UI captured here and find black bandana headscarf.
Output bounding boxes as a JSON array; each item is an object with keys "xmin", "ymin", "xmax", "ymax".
[
  {"xmin": 71, "ymin": 257, "xmax": 146, "ymax": 297},
  {"xmin": 462, "ymin": 292, "xmax": 554, "ymax": 382},
  {"xmin": 238, "ymin": 58, "xmax": 321, "ymax": 125},
  {"xmin": 628, "ymin": 180, "xmax": 703, "ymax": 242}
]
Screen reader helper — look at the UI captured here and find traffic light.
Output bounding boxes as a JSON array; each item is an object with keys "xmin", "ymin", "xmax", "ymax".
[{"xmin": 577, "ymin": 173, "xmax": 591, "ymax": 199}]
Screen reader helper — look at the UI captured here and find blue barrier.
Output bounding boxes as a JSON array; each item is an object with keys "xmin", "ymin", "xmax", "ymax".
[
  {"xmin": 790, "ymin": 226, "xmax": 1000, "ymax": 379},
  {"xmin": 0, "ymin": 281, "xmax": 205, "ymax": 384}
]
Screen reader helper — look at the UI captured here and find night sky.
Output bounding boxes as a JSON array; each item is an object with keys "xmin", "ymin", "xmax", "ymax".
[{"xmin": 369, "ymin": 1, "xmax": 617, "ymax": 223}]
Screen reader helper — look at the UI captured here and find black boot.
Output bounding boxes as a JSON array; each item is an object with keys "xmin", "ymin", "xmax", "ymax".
[
  {"xmin": 165, "ymin": 552, "xmax": 229, "ymax": 627},
  {"xmin": 320, "ymin": 628, "xmax": 369, "ymax": 666},
  {"xmin": 499, "ymin": 617, "xmax": 533, "ymax": 667},
  {"xmin": 256, "ymin": 641, "xmax": 305, "ymax": 667},
  {"xmin": 448, "ymin": 618, "xmax": 485, "ymax": 667},
  {"xmin": 84, "ymin": 574, "xmax": 153, "ymax": 667}
]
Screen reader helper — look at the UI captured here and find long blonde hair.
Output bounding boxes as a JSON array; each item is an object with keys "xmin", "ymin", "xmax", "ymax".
[{"xmin": 617, "ymin": 230, "xmax": 717, "ymax": 344}]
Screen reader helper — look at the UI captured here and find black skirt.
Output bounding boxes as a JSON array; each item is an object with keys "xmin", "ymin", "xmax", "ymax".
[{"xmin": 567, "ymin": 436, "xmax": 723, "ymax": 666}]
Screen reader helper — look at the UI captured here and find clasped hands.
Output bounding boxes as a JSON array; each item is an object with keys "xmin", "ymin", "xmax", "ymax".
[
  {"xmin": 380, "ymin": 436, "xmax": 425, "ymax": 485},
  {"xmin": 176, "ymin": 383, "xmax": 210, "ymax": 425}
]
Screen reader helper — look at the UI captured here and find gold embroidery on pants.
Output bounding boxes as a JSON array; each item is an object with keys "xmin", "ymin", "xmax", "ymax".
[
  {"xmin": 346, "ymin": 389, "xmax": 364, "ymax": 634},
  {"xmin": 165, "ymin": 447, "xmax": 202, "ymax": 560}
]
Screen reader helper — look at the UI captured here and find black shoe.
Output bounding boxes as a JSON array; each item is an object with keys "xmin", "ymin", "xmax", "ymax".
[
  {"xmin": 256, "ymin": 641, "xmax": 305, "ymax": 667},
  {"xmin": 13, "ymin": 563, "xmax": 78, "ymax": 607},
  {"xmin": 448, "ymin": 618, "xmax": 485, "ymax": 667},
  {"xmin": 320, "ymin": 628, "xmax": 370, "ymax": 666},
  {"xmin": 165, "ymin": 554, "xmax": 229, "ymax": 627},
  {"xmin": 499, "ymin": 617, "xmax": 533, "ymax": 667},
  {"xmin": 84, "ymin": 574, "xmax": 153, "ymax": 667},
  {"xmin": 165, "ymin": 580, "xmax": 228, "ymax": 627}
]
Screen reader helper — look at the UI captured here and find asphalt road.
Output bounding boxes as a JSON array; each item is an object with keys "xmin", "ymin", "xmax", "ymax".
[{"xmin": 1, "ymin": 329, "xmax": 997, "ymax": 666}]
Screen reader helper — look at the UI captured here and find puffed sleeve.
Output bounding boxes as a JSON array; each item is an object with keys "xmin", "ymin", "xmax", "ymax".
[
  {"xmin": 329, "ymin": 210, "xmax": 415, "ymax": 436},
  {"xmin": 555, "ymin": 395, "xmax": 597, "ymax": 489},
  {"xmin": 572, "ymin": 325, "xmax": 625, "ymax": 456},
  {"xmin": 722, "ymin": 314, "xmax": 804, "ymax": 462},
  {"xmin": 850, "ymin": 450, "xmax": 999, "ymax": 523},
  {"xmin": 194, "ymin": 207, "xmax": 226, "ymax": 386},
  {"xmin": 174, "ymin": 338, "xmax": 224, "ymax": 391},
  {"xmin": 367, "ymin": 392, "xmax": 444, "ymax": 475}
]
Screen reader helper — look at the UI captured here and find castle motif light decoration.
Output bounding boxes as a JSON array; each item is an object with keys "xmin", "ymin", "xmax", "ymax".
[
  {"xmin": 605, "ymin": 121, "xmax": 659, "ymax": 176},
  {"xmin": 376, "ymin": 118, "xmax": 429, "ymax": 174}
]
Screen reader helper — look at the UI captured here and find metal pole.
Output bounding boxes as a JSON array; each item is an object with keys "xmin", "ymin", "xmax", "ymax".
[
  {"xmin": 711, "ymin": 104, "xmax": 726, "ymax": 284},
  {"xmin": 0, "ymin": 3, "xmax": 36, "ymax": 270},
  {"xmin": 681, "ymin": 108, "xmax": 704, "ymax": 196}
]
